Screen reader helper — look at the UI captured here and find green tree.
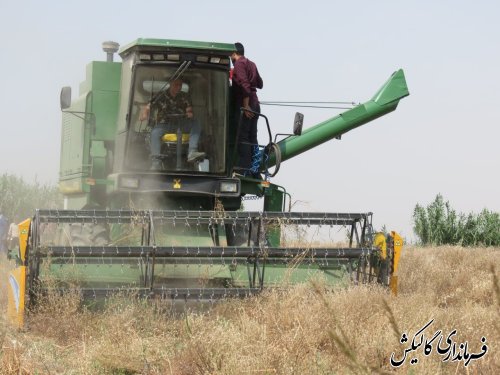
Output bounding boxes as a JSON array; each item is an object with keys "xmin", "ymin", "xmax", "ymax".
[
  {"xmin": 0, "ymin": 173, "xmax": 62, "ymax": 223},
  {"xmin": 413, "ymin": 194, "xmax": 500, "ymax": 246}
]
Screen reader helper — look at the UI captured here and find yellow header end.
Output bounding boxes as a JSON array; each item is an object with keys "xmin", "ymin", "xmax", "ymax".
[
  {"xmin": 18, "ymin": 218, "xmax": 31, "ymax": 263},
  {"xmin": 389, "ymin": 231, "xmax": 403, "ymax": 296},
  {"xmin": 390, "ymin": 231, "xmax": 403, "ymax": 275},
  {"xmin": 7, "ymin": 266, "xmax": 26, "ymax": 328}
]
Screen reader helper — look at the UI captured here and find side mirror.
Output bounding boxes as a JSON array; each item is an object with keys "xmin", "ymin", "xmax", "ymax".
[
  {"xmin": 293, "ymin": 112, "xmax": 304, "ymax": 136},
  {"xmin": 60, "ymin": 86, "xmax": 72, "ymax": 110}
]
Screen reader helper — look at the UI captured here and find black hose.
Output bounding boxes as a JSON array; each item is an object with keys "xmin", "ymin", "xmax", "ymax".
[{"xmin": 264, "ymin": 142, "xmax": 281, "ymax": 177}]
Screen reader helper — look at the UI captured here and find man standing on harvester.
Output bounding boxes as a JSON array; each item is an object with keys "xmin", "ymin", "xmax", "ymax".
[{"xmin": 231, "ymin": 42, "xmax": 263, "ymax": 177}]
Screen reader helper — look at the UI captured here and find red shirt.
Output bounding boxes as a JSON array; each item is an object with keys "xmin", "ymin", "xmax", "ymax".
[{"xmin": 232, "ymin": 56, "xmax": 263, "ymax": 108}]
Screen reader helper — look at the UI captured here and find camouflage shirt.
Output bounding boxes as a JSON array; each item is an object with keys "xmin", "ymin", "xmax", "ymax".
[{"xmin": 153, "ymin": 91, "xmax": 192, "ymax": 124}]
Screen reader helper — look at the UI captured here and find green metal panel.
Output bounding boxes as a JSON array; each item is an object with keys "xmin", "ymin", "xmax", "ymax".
[
  {"xmin": 119, "ymin": 38, "xmax": 235, "ymax": 56},
  {"xmin": 79, "ymin": 61, "xmax": 121, "ymax": 93},
  {"xmin": 264, "ymin": 185, "xmax": 284, "ymax": 212},
  {"xmin": 90, "ymin": 140, "xmax": 107, "ymax": 180},
  {"xmin": 240, "ymin": 177, "xmax": 266, "ymax": 196},
  {"xmin": 60, "ymin": 60, "xmax": 121, "ymax": 206},
  {"xmin": 230, "ymin": 264, "xmax": 350, "ymax": 287},
  {"xmin": 42, "ymin": 263, "xmax": 349, "ymax": 289},
  {"xmin": 264, "ymin": 186, "xmax": 284, "ymax": 246},
  {"xmin": 60, "ymin": 97, "xmax": 88, "ymax": 179},
  {"xmin": 80, "ymin": 61, "xmax": 121, "ymax": 141},
  {"xmin": 89, "ymin": 90, "xmax": 120, "ymax": 140}
]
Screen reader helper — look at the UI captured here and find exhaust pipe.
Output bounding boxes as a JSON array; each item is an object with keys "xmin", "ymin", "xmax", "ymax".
[{"xmin": 102, "ymin": 41, "xmax": 120, "ymax": 62}]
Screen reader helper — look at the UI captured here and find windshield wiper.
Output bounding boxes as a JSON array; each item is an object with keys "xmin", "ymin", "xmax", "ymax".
[{"xmin": 150, "ymin": 61, "xmax": 191, "ymax": 106}]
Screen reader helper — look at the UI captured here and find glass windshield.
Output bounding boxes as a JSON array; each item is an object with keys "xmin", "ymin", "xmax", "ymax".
[{"xmin": 126, "ymin": 64, "xmax": 228, "ymax": 174}]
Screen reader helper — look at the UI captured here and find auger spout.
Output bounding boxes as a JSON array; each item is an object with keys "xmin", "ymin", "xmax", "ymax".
[{"xmin": 265, "ymin": 69, "xmax": 409, "ymax": 167}]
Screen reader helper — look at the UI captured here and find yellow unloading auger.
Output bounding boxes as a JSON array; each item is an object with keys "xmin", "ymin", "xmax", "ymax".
[{"xmin": 7, "ymin": 39, "xmax": 409, "ymax": 327}]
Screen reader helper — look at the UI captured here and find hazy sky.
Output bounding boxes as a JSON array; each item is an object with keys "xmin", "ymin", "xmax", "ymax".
[{"xmin": 1, "ymin": 1, "xmax": 499, "ymax": 240}]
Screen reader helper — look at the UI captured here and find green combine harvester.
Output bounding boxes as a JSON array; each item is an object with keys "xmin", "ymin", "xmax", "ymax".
[{"xmin": 8, "ymin": 38, "xmax": 408, "ymax": 327}]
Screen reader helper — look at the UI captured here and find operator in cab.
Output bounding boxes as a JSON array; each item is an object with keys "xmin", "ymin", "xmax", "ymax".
[{"xmin": 140, "ymin": 78, "xmax": 205, "ymax": 170}]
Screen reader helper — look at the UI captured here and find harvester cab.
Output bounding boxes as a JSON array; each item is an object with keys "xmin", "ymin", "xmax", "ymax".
[
  {"xmin": 59, "ymin": 39, "xmax": 247, "ymax": 212},
  {"xmin": 8, "ymin": 38, "xmax": 409, "ymax": 327}
]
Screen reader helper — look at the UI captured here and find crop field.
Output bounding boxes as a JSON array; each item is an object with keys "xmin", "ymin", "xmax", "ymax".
[{"xmin": 0, "ymin": 246, "xmax": 498, "ymax": 374}]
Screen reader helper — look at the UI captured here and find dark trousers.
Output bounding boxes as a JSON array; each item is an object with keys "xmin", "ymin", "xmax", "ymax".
[{"xmin": 237, "ymin": 103, "xmax": 260, "ymax": 171}]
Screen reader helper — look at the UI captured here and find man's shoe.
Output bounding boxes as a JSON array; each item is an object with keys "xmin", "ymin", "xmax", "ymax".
[{"xmin": 187, "ymin": 151, "xmax": 206, "ymax": 162}]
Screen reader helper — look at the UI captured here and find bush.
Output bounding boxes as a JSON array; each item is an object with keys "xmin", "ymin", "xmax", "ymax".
[
  {"xmin": 413, "ymin": 194, "xmax": 500, "ymax": 246},
  {"xmin": 0, "ymin": 173, "xmax": 62, "ymax": 223}
]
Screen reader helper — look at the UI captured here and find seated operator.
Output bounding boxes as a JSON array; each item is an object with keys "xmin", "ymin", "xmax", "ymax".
[{"xmin": 140, "ymin": 78, "xmax": 205, "ymax": 170}]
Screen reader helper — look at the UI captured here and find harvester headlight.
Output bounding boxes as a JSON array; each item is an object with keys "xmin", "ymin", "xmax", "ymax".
[
  {"xmin": 196, "ymin": 55, "xmax": 209, "ymax": 63},
  {"xmin": 210, "ymin": 57, "xmax": 221, "ymax": 64},
  {"xmin": 139, "ymin": 54, "xmax": 151, "ymax": 61},
  {"xmin": 220, "ymin": 181, "xmax": 238, "ymax": 193},
  {"xmin": 120, "ymin": 177, "xmax": 139, "ymax": 189},
  {"xmin": 219, "ymin": 58, "xmax": 230, "ymax": 65},
  {"xmin": 152, "ymin": 54, "xmax": 165, "ymax": 61},
  {"xmin": 167, "ymin": 54, "xmax": 180, "ymax": 61}
]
